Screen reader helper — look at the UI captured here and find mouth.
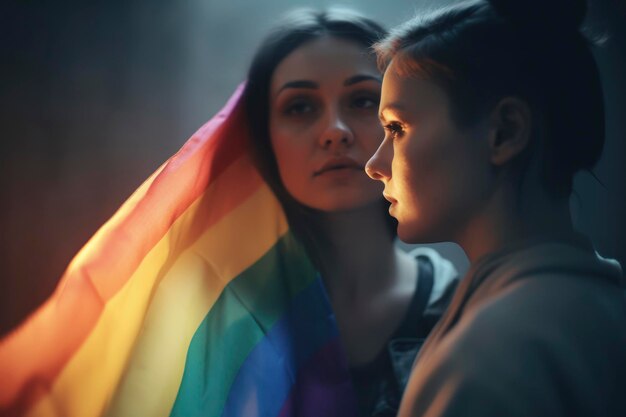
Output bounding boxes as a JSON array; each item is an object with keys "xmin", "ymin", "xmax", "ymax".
[{"xmin": 314, "ymin": 157, "xmax": 364, "ymax": 176}]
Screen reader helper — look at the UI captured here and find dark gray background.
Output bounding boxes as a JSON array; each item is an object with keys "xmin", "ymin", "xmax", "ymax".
[{"xmin": 1, "ymin": 0, "xmax": 624, "ymax": 336}]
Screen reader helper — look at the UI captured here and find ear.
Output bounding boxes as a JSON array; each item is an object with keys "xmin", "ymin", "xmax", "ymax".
[{"xmin": 487, "ymin": 97, "xmax": 532, "ymax": 166}]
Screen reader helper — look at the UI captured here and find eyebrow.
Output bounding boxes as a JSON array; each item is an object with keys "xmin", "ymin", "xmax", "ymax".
[
  {"xmin": 275, "ymin": 74, "xmax": 382, "ymax": 97},
  {"xmin": 379, "ymin": 102, "xmax": 409, "ymax": 122},
  {"xmin": 344, "ymin": 74, "xmax": 382, "ymax": 86},
  {"xmin": 276, "ymin": 80, "xmax": 318, "ymax": 95}
]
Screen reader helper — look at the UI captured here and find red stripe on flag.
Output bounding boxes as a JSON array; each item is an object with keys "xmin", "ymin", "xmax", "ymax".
[{"xmin": 0, "ymin": 84, "xmax": 260, "ymax": 416}]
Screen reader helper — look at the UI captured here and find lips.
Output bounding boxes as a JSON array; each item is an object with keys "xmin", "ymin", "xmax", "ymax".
[
  {"xmin": 383, "ymin": 193, "xmax": 397, "ymax": 204},
  {"xmin": 314, "ymin": 157, "xmax": 363, "ymax": 176}
]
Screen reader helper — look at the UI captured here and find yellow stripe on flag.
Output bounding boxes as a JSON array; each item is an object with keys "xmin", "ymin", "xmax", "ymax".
[
  {"xmin": 26, "ymin": 160, "xmax": 286, "ymax": 417},
  {"xmin": 105, "ymin": 185, "xmax": 287, "ymax": 417}
]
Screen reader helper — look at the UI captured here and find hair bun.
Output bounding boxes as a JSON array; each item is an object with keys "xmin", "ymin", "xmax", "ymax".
[{"xmin": 487, "ymin": 0, "xmax": 586, "ymax": 32}]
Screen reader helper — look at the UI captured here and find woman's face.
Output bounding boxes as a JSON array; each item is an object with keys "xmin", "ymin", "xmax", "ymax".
[
  {"xmin": 269, "ymin": 36, "xmax": 384, "ymax": 212},
  {"xmin": 366, "ymin": 60, "xmax": 493, "ymax": 244}
]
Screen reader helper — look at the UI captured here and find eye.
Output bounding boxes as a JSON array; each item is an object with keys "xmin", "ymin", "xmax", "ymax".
[
  {"xmin": 283, "ymin": 98, "xmax": 315, "ymax": 116},
  {"xmin": 384, "ymin": 121, "xmax": 405, "ymax": 139},
  {"xmin": 351, "ymin": 94, "xmax": 380, "ymax": 110}
]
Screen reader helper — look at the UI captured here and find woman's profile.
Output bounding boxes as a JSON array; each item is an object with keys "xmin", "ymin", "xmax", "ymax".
[{"xmin": 366, "ymin": 0, "xmax": 626, "ymax": 415}]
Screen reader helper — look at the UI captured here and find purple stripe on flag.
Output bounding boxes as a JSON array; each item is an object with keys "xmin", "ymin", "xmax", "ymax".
[
  {"xmin": 220, "ymin": 277, "xmax": 359, "ymax": 417},
  {"xmin": 277, "ymin": 338, "xmax": 360, "ymax": 417}
]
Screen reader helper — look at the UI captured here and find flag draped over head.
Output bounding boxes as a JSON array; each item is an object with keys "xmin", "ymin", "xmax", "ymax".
[{"xmin": 0, "ymin": 85, "xmax": 360, "ymax": 417}]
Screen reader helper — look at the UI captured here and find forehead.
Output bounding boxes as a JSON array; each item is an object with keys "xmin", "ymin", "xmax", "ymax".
[
  {"xmin": 380, "ymin": 60, "xmax": 449, "ymax": 117},
  {"xmin": 271, "ymin": 36, "xmax": 379, "ymax": 91}
]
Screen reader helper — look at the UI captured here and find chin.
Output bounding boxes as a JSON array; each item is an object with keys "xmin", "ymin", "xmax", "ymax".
[
  {"xmin": 397, "ymin": 222, "xmax": 438, "ymax": 244},
  {"xmin": 308, "ymin": 193, "xmax": 384, "ymax": 213},
  {"xmin": 319, "ymin": 200, "xmax": 378, "ymax": 213},
  {"xmin": 397, "ymin": 230, "xmax": 419, "ymax": 244}
]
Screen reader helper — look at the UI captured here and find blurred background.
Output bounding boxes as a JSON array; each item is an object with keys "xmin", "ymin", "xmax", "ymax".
[{"xmin": 1, "ymin": 0, "xmax": 624, "ymax": 336}]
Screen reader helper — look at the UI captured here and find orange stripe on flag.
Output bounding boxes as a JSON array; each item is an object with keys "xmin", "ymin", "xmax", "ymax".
[{"xmin": 0, "ymin": 85, "xmax": 257, "ymax": 416}]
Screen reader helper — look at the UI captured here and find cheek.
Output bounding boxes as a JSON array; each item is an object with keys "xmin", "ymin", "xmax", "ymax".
[
  {"xmin": 400, "ymin": 133, "xmax": 490, "ymax": 222},
  {"xmin": 394, "ymin": 135, "xmax": 444, "ymax": 190},
  {"xmin": 269, "ymin": 127, "xmax": 319, "ymax": 204},
  {"xmin": 391, "ymin": 132, "xmax": 462, "ymax": 216},
  {"xmin": 272, "ymin": 140, "xmax": 304, "ymax": 180},
  {"xmin": 270, "ymin": 117, "xmax": 304, "ymax": 160}
]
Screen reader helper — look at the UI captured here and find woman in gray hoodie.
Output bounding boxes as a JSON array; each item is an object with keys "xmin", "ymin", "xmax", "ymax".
[{"xmin": 365, "ymin": 0, "xmax": 626, "ymax": 415}]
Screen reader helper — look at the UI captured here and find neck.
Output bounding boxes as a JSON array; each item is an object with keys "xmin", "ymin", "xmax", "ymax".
[
  {"xmin": 312, "ymin": 202, "xmax": 398, "ymax": 300},
  {"xmin": 457, "ymin": 183, "xmax": 575, "ymax": 264}
]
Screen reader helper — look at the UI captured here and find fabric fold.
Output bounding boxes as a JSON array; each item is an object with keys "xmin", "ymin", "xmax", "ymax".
[{"xmin": 1, "ymin": 84, "xmax": 359, "ymax": 417}]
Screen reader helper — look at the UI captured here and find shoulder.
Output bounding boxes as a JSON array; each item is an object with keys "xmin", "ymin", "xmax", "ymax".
[
  {"xmin": 466, "ymin": 272, "xmax": 626, "ymax": 340},
  {"xmin": 400, "ymin": 254, "xmax": 626, "ymax": 417},
  {"xmin": 443, "ymin": 274, "xmax": 626, "ymax": 398},
  {"xmin": 445, "ymin": 272, "xmax": 626, "ymax": 371}
]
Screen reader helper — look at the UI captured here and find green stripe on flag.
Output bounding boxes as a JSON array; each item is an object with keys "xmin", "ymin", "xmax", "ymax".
[{"xmin": 169, "ymin": 231, "xmax": 318, "ymax": 417}]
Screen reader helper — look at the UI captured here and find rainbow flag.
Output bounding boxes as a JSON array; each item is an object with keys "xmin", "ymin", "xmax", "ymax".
[{"xmin": 0, "ymin": 85, "xmax": 360, "ymax": 417}]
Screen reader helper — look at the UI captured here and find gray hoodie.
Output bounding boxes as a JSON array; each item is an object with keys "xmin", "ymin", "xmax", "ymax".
[{"xmin": 398, "ymin": 235, "xmax": 626, "ymax": 417}]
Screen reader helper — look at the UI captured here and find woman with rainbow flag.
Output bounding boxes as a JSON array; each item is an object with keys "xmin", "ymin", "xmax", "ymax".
[
  {"xmin": 243, "ymin": 9, "xmax": 458, "ymax": 417},
  {"xmin": 0, "ymin": 8, "xmax": 457, "ymax": 417}
]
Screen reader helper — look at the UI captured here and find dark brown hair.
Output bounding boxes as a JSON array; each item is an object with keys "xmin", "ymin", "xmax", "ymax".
[{"xmin": 375, "ymin": 0, "xmax": 604, "ymax": 198}]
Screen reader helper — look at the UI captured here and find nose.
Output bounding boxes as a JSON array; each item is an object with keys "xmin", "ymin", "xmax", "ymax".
[
  {"xmin": 319, "ymin": 109, "xmax": 354, "ymax": 150},
  {"xmin": 365, "ymin": 137, "xmax": 392, "ymax": 181}
]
